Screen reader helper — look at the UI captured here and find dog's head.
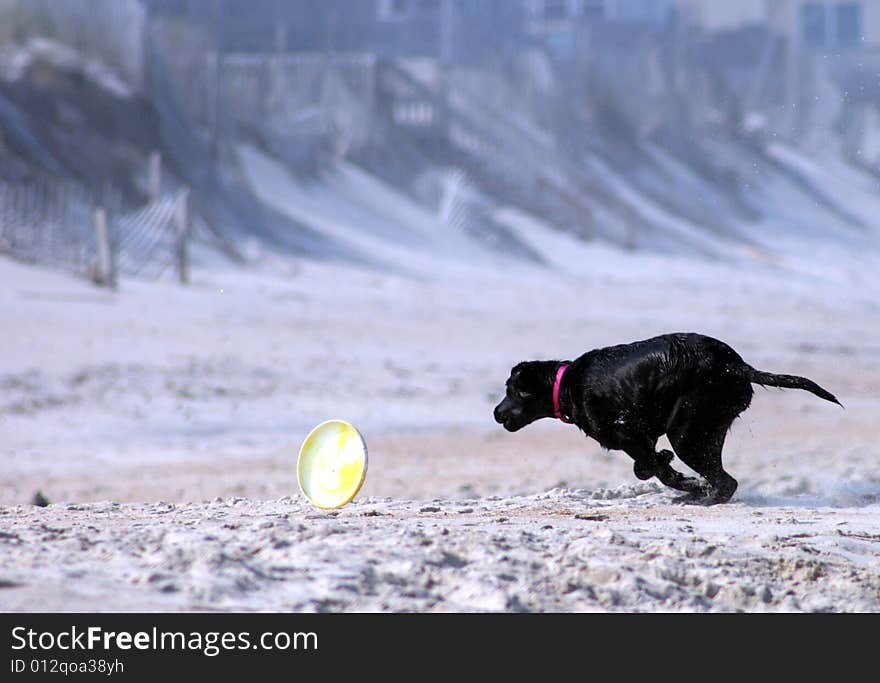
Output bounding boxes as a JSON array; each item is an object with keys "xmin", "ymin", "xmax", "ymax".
[{"xmin": 493, "ymin": 360, "xmax": 559, "ymax": 432}]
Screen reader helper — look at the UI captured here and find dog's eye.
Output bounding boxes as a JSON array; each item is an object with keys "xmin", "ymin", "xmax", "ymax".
[{"xmin": 517, "ymin": 391, "xmax": 532, "ymax": 399}]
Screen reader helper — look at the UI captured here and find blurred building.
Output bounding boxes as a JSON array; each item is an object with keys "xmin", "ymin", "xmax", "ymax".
[
  {"xmin": 143, "ymin": 0, "xmax": 525, "ymax": 63},
  {"xmin": 677, "ymin": 1, "xmax": 880, "ymax": 51},
  {"xmin": 144, "ymin": 0, "xmax": 690, "ymax": 63},
  {"xmin": 524, "ymin": 0, "xmax": 672, "ymax": 26},
  {"xmin": 522, "ymin": 0, "xmax": 672, "ymax": 57},
  {"xmin": 770, "ymin": 1, "xmax": 879, "ymax": 51},
  {"xmin": 674, "ymin": 0, "xmax": 766, "ymax": 32}
]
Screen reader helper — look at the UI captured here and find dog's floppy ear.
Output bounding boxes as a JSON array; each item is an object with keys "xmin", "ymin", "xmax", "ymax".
[
  {"xmin": 509, "ymin": 361, "xmax": 530, "ymax": 378},
  {"xmin": 508, "ymin": 360, "xmax": 558, "ymax": 394},
  {"xmin": 507, "ymin": 361, "xmax": 536, "ymax": 388}
]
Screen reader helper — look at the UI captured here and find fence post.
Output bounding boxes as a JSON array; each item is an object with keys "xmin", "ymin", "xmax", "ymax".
[
  {"xmin": 206, "ymin": 50, "xmax": 220, "ymax": 162},
  {"xmin": 92, "ymin": 207, "xmax": 117, "ymax": 289},
  {"xmin": 624, "ymin": 207, "xmax": 638, "ymax": 251},
  {"xmin": 148, "ymin": 150, "xmax": 162, "ymax": 203},
  {"xmin": 268, "ymin": 24, "xmax": 287, "ymax": 118},
  {"xmin": 175, "ymin": 188, "xmax": 190, "ymax": 285},
  {"xmin": 0, "ymin": 184, "xmax": 7, "ymax": 250}
]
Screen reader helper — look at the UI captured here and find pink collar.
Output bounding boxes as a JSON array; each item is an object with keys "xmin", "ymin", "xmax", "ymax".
[{"xmin": 553, "ymin": 363, "xmax": 571, "ymax": 423}]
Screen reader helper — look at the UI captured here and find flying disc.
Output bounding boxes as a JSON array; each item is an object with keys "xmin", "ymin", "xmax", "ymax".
[{"xmin": 297, "ymin": 419, "xmax": 368, "ymax": 509}]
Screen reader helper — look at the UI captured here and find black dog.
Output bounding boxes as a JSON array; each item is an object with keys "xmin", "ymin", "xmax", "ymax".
[{"xmin": 493, "ymin": 333, "xmax": 840, "ymax": 504}]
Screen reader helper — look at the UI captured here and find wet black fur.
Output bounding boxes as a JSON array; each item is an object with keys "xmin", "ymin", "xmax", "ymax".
[{"xmin": 493, "ymin": 333, "xmax": 840, "ymax": 504}]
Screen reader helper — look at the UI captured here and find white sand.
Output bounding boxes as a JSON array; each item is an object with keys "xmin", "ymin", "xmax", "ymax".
[
  {"xmin": 2, "ymin": 490, "xmax": 879, "ymax": 612},
  {"xmin": 2, "ymin": 145, "xmax": 879, "ymax": 611}
]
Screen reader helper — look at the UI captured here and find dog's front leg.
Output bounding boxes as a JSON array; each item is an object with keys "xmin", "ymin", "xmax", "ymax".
[
  {"xmin": 623, "ymin": 442, "xmax": 707, "ymax": 496},
  {"xmin": 626, "ymin": 443, "xmax": 673, "ymax": 481}
]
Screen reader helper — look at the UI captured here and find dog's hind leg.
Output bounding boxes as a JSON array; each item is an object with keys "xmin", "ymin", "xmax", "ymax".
[
  {"xmin": 667, "ymin": 415, "xmax": 739, "ymax": 505},
  {"xmin": 666, "ymin": 383, "xmax": 751, "ymax": 504}
]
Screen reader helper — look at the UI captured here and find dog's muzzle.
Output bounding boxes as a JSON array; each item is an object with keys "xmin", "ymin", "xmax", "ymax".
[{"xmin": 493, "ymin": 398, "xmax": 522, "ymax": 431}]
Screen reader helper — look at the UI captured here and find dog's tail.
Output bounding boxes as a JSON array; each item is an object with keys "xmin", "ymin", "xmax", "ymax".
[{"xmin": 743, "ymin": 365, "xmax": 842, "ymax": 407}]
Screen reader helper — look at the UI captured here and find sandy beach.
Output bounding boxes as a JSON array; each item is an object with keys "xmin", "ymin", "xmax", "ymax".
[{"xmin": 2, "ymin": 241, "xmax": 878, "ymax": 612}]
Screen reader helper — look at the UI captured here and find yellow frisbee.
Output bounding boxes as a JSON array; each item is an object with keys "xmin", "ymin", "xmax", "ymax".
[{"xmin": 297, "ymin": 419, "xmax": 368, "ymax": 509}]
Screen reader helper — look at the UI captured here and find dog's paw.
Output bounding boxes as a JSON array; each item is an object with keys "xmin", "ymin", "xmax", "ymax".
[
  {"xmin": 633, "ymin": 461, "xmax": 655, "ymax": 481},
  {"xmin": 633, "ymin": 450, "xmax": 675, "ymax": 481}
]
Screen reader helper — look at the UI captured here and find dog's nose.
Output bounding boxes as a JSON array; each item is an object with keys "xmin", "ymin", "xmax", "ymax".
[{"xmin": 493, "ymin": 403, "xmax": 504, "ymax": 423}]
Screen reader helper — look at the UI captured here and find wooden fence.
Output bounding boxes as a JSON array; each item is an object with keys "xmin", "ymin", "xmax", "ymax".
[{"xmin": 0, "ymin": 176, "xmax": 190, "ymax": 288}]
